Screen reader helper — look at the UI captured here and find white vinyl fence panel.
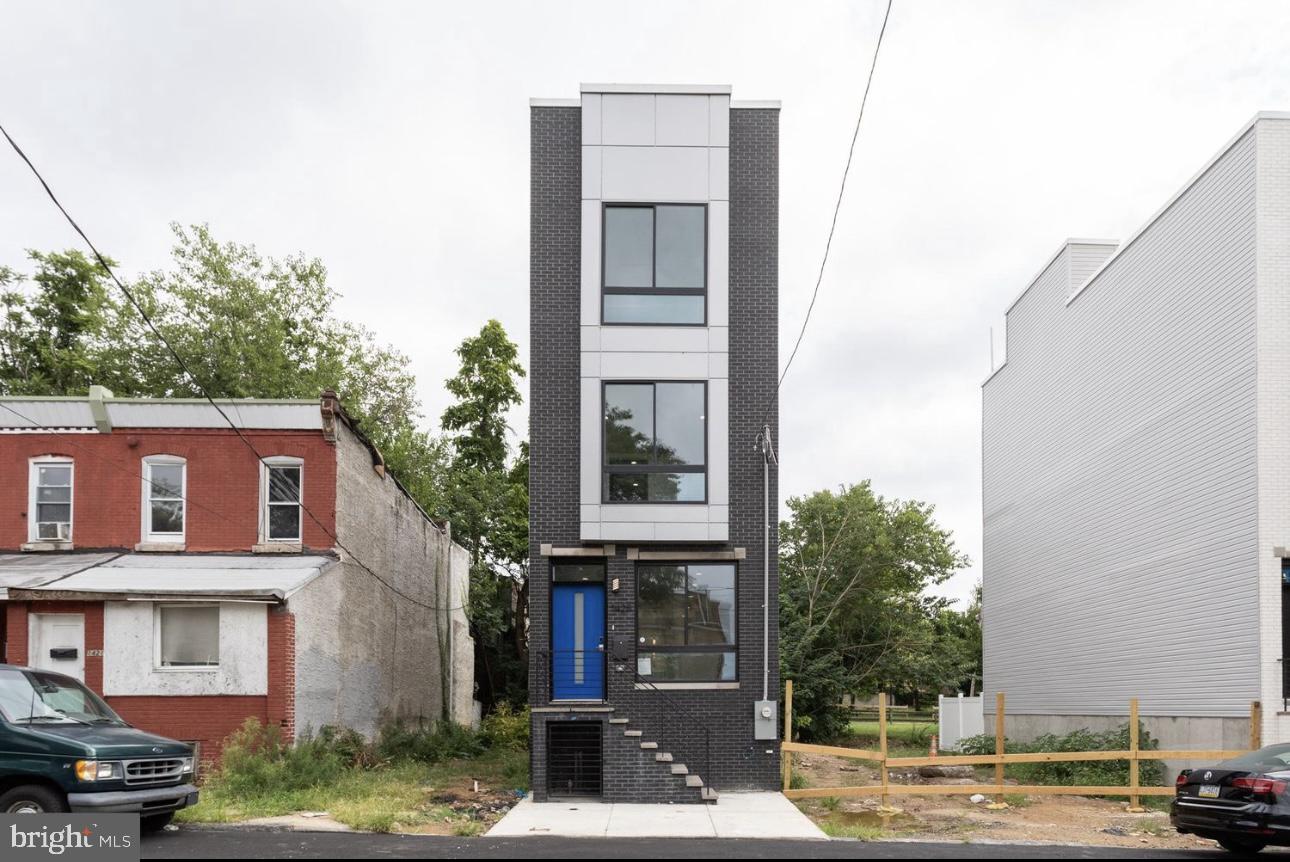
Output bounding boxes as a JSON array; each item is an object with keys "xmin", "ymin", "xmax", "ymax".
[{"xmin": 938, "ymin": 694, "xmax": 984, "ymax": 752}]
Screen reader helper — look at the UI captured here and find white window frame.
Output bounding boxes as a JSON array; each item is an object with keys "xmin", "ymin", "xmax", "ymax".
[
  {"xmin": 140, "ymin": 455, "xmax": 186, "ymax": 545},
  {"xmin": 27, "ymin": 456, "xmax": 74, "ymax": 545},
  {"xmin": 259, "ymin": 456, "xmax": 304, "ymax": 544},
  {"xmin": 153, "ymin": 603, "xmax": 220, "ymax": 672}
]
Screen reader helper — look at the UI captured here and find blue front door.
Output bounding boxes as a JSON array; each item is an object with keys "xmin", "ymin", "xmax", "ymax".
[{"xmin": 552, "ymin": 583, "xmax": 606, "ymax": 700}]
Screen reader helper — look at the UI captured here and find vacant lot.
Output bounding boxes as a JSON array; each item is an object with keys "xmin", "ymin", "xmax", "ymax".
[
  {"xmin": 178, "ymin": 748, "xmax": 527, "ymax": 835},
  {"xmin": 790, "ymin": 745, "xmax": 1229, "ymax": 851}
]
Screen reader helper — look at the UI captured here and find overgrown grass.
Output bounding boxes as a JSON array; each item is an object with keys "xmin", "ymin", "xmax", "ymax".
[
  {"xmin": 178, "ymin": 706, "xmax": 530, "ymax": 835},
  {"xmin": 955, "ymin": 722, "xmax": 1164, "ymax": 790},
  {"xmin": 819, "ymin": 821, "xmax": 884, "ymax": 840},
  {"xmin": 846, "ymin": 720, "xmax": 936, "ymax": 747}
]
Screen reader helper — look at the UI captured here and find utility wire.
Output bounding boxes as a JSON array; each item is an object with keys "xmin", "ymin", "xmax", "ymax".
[
  {"xmin": 759, "ymin": 0, "xmax": 895, "ymax": 434},
  {"xmin": 0, "ymin": 123, "xmax": 465, "ymax": 614},
  {"xmin": 0, "ymin": 394, "xmax": 464, "ymax": 616},
  {"xmin": 0, "ymin": 400, "xmax": 250, "ymax": 527}
]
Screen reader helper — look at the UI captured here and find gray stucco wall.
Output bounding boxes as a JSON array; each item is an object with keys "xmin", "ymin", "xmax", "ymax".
[
  {"xmin": 982, "ymin": 127, "xmax": 1260, "ymax": 719},
  {"xmin": 528, "ymin": 103, "xmax": 780, "ymax": 801},
  {"xmin": 291, "ymin": 419, "xmax": 474, "ymax": 738}
]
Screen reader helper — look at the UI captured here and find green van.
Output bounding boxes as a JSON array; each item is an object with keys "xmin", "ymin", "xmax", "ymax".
[{"xmin": 0, "ymin": 664, "xmax": 198, "ymax": 831}]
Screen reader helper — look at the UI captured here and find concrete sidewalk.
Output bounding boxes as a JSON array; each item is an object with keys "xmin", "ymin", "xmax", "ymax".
[{"xmin": 485, "ymin": 793, "xmax": 827, "ymax": 840}]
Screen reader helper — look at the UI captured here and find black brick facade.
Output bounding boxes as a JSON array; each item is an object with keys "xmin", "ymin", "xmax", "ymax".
[{"xmin": 529, "ymin": 103, "xmax": 779, "ymax": 803}]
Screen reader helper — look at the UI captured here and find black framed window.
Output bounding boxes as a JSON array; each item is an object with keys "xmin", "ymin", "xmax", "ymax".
[
  {"xmin": 603, "ymin": 381, "xmax": 706, "ymax": 503},
  {"xmin": 637, "ymin": 563, "xmax": 736, "ymax": 682},
  {"xmin": 602, "ymin": 204, "xmax": 706, "ymax": 325}
]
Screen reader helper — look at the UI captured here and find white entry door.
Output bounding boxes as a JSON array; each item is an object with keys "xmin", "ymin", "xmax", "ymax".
[{"xmin": 29, "ymin": 614, "xmax": 85, "ymax": 681}]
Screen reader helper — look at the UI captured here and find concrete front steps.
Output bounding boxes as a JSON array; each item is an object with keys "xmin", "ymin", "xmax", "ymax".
[{"xmin": 611, "ymin": 716, "xmax": 718, "ymax": 803}]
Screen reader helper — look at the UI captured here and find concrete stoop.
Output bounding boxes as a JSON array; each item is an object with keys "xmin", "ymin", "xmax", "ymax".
[{"xmin": 611, "ymin": 713, "xmax": 717, "ymax": 804}]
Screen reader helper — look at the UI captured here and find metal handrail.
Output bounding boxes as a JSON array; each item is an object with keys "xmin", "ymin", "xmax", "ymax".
[
  {"xmin": 533, "ymin": 647, "xmax": 720, "ymax": 793},
  {"xmin": 534, "ymin": 648, "xmax": 608, "ymax": 701},
  {"xmin": 633, "ymin": 669, "xmax": 715, "ymax": 793}
]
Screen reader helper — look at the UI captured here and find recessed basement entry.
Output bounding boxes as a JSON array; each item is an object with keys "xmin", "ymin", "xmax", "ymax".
[{"xmin": 547, "ymin": 722, "xmax": 602, "ymax": 799}]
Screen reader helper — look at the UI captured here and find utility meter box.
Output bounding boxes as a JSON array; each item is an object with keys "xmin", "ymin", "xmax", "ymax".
[{"xmin": 754, "ymin": 700, "xmax": 778, "ymax": 741}]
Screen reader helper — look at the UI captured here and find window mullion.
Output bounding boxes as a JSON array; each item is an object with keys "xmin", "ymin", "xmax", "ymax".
[
  {"xmin": 650, "ymin": 383, "xmax": 659, "ymax": 467},
  {"xmin": 682, "ymin": 565, "xmax": 690, "ymax": 647},
  {"xmin": 651, "ymin": 205, "xmax": 657, "ymax": 290}
]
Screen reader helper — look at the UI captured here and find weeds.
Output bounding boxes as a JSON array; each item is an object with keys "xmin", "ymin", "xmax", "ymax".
[
  {"xmin": 956, "ymin": 722, "xmax": 1164, "ymax": 788},
  {"xmin": 182, "ymin": 712, "xmax": 530, "ymax": 834}
]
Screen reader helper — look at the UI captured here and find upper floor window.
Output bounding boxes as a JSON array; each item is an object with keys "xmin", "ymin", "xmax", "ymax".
[
  {"xmin": 29, "ymin": 458, "xmax": 73, "ymax": 542},
  {"xmin": 603, "ymin": 382, "xmax": 706, "ymax": 503},
  {"xmin": 602, "ymin": 204, "xmax": 706, "ymax": 325},
  {"xmin": 142, "ymin": 456, "xmax": 185, "ymax": 544},
  {"xmin": 261, "ymin": 458, "xmax": 303, "ymax": 543}
]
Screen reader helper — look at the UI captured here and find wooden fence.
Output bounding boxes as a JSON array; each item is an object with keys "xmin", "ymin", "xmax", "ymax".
[{"xmin": 781, "ymin": 680, "xmax": 1262, "ymax": 810}]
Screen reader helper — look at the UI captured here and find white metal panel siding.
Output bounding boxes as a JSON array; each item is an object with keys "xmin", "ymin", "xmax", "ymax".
[
  {"xmin": 1256, "ymin": 118, "xmax": 1290, "ymax": 742},
  {"xmin": 983, "ymin": 128, "xmax": 1260, "ymax": 717},
  {"xmin": 106, "ymin": 401, "xmax": 320, "ymax": 429},
  {"xmin": 0, "ymin": 400, "xmax": 94, "ymax": 428},
  {"xmin": 1067, "ymin": 242, "xmax": 1118, "ymax": 294}
]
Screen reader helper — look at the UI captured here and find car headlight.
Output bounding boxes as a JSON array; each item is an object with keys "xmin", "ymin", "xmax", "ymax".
[
  {"xmin": 180, "ymin": 757, "xmax": 194, "ymax": 774},
  {"xmin": 74, "ymin": 760, "xmax": 122, "ymax": 781}
]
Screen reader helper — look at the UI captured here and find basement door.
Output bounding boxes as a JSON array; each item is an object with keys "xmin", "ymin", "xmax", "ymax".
[
  {"xmin": 28, "ymin": 613, "xmax": 86, "ymax": 681},
  {"xmin": 551, "ymin": 583, "xmax": 605, "ymax": 700}
]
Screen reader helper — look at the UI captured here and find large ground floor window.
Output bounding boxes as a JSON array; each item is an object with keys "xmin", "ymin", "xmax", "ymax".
[{"xmin": 636, "ymin": 562, "xmax": 736, "ymax": 682}]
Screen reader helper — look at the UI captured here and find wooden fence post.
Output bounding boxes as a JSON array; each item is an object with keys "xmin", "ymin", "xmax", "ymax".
[
  {"xmin": 1128, "ymin": 697, "xmax": 1142, "ymax": 812},
  {"xmin": 994, "ymin": 692, "xmax": 1006, "ymax": 804},
  {"xmin": 879, "ymin": 691, "xmax": 890, "ymax": 808},
  {"xmin": 1252, "ymin": 701, "xmax": 1262, "ymax": 751},
  {"xmin": 782, "ymin": 679, "xmax": 794, "ymax": 792}
]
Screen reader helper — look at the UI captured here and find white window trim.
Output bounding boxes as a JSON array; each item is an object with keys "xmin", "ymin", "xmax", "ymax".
[
  {"xmin": 258, "ymin": 456, "xmax": 304, "ymax": 544},
  {"xmin": 153, "ymin": 603, "xmax": 221, "ymax": 672},
  {"xmin": 140, "ymin": 455, "xmax": 186, "ymax": 546},
  {"xmin": 26, "ymin": 456, "xmax": 74, "ymax": 547}
]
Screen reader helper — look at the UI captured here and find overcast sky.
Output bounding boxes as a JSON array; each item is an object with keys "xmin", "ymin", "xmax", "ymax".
[{"xmin": 4, "ymin": 1, "xmax": 1290, "ymax": 605}]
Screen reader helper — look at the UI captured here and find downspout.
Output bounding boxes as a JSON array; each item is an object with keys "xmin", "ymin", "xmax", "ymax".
[{"xmin": 758, "ymin": 425, "xmax": 778, "ymax": 702}]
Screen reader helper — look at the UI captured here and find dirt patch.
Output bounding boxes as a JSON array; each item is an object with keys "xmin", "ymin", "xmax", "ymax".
[
  {"xmin": 791, "ymin": 751, "xmax": 1242, "ymax": 851},
  {"xmin": 400, "ymin": 779, "xmax": 518, "ymax": 836}
]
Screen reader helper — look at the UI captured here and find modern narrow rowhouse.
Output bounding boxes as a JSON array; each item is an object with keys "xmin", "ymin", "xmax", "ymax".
[{"xmin": 529, "ymin": 83, "xmax": 781, "ymax": 803}]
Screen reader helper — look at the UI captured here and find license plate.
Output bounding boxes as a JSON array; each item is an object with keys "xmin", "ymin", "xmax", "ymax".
[{"xmin": 1198, "ymin": 785, "xmax": 1221, "ymax": 798}]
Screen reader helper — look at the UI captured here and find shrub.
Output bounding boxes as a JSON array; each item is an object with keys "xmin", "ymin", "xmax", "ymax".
[
  {"xmin": 215, "ymin": 718, "xmax": 349, "ymax": 795},
  {"xmin": 480, "ymin": 703, "xmax": 530, "ymax": 752},
  {"xmin": 955, "ymin": 722, "xmax": 1163, "ymax": 788},
  {"xmin": 375, "ymin": 719, "xmax": 485, "ymax": 763}
]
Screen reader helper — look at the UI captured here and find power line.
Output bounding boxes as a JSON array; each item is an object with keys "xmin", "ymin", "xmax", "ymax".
[
  {"xmin": 0, "ymin": 399, "xmax": 467, "ymax": 613},
  {"xmin": 0, "ymin": 400, "xmax": 249, "ymax": 526},
  {"xmin": 0, "ymin": 124, "xmax": 466, "ymax": 615},
  {"xmin": 760, "ymin": 0, "xmax": 895, "ymax": 434}
]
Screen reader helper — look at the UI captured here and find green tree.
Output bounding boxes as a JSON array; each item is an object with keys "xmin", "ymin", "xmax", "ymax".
[
  {"xmin": 0, "ymin": 226, "xmax": 448, "ymax": 511},
  {"xmin": 439, "ymin": 320, "xmax": 529, "ymax": 710},
  {"xmin": 0, "ymin": 250, "xmax": 144, "ymax": 395},
  {"xmin": 779, "ymin": 483, "xmax": 968, "ymax": 741}
]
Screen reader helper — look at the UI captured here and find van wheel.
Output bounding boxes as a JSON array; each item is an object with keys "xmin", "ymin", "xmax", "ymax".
[
  {"xmin": 141, "ymin": 812, "xmax": 174, "ymax": 833},
  {"xmin": 0, "ymin": 785, "xmax": 68, "ymax": 814},
  {"xmin": 1218, "ymin": 838, "xmax": 1267, "ymax": 854}
]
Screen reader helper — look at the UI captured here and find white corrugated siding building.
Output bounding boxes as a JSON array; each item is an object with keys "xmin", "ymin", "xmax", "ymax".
[{"xmin": 982, "ymin": 112, "xmax": 1290, "ymax": 769}]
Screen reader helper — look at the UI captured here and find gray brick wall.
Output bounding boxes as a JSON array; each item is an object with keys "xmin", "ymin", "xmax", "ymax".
[{"xmin": 529, "ymin": 104, "xmax": 780, "ymax": 803}]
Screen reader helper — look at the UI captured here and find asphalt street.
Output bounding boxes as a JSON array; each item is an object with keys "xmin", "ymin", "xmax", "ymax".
[{"xmin": 138, "ymin": 828, "xmax": 1274, "ymax": 859}]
